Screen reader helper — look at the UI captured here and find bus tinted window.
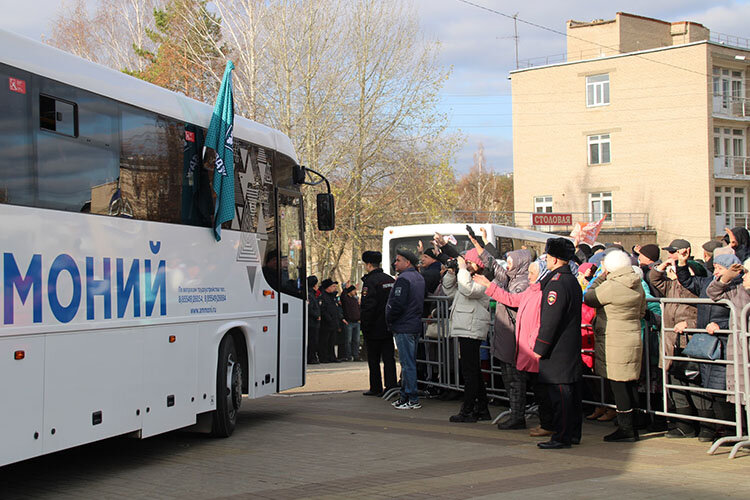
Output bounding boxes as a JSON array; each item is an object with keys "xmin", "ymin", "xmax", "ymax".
[
  {"xmin": 117, "ymin": 107, "xmax": 183, "ymax": 223},
  {"xmin": 0, "ymin": 64, "xmax": 34, "ymax": 207},
  {"xmin": 35, "ymin": 76, "xmax": 119, "ymax": 212},
  {"xmin": 39, "ymin": 94, "xmax": 77, "ymax": 136}
]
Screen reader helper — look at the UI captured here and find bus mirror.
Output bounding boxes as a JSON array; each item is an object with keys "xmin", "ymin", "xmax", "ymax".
[
  {"xmin": 316, "ymin": 193, "xmax": 335, "ymax": 231},
  {"xmin": 292, "ymin": 165, "xmax": 306, "ymax": 185}
]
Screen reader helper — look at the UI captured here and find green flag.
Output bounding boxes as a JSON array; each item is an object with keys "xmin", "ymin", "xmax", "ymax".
[{"xmin": 206, "ymin": 60, "xmax": 235, "ymax": 241}]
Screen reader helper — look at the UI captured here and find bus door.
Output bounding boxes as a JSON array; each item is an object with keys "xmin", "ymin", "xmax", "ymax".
[{"xmin": 276, "ymin": 188, "xmax": 306, "ymax": 390}]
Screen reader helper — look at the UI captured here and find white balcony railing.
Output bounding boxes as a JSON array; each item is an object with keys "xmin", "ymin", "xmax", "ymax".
[
  {"xmin": 714, "ymin": 155, "xmax": 750, "ymax": 178},
  {"xmin": 716, "ymin": 212, "xmax": 750, "ymax": 232},
  {"xmin": 713, "ymin": 94, "xmax": 749, "ymax": 118}
]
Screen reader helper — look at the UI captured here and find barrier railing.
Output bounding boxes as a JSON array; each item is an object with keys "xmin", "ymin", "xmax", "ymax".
[{"xmin": 409, "ymin": 294, "xmax": 749, "ymax": 458}]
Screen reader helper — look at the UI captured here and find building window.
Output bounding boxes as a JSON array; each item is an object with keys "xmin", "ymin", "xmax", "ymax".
[
  {"xmin": 588, "ymin": 134, "xmax": 611, "ymax": 165},
  {"xmin": 586, "ymin": 74, "xmax": 609, "ymax": 107},
  {"xmin": 589, "ymin": 192, "xmax": 612, "ymax": 221},
  {"xmin": 714, "ymin": 127, "xmax": 746, "ymax": 175},
  {"xmin": 713, "ymin": 67, "xmax": 744, "ymax": 114},
  {"xmin": 534, "ymin": 195, "xmax": 553, "ymax": 213}
]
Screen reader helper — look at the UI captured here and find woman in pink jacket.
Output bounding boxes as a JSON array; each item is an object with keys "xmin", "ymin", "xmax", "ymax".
[{"xmin": 474, "ymin": 261, "xmax": 554, "ymax": 437}]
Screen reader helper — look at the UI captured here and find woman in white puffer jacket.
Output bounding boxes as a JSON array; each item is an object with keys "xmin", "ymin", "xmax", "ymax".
[{"xmin": 442, "ymin": 250, "xmax": 491, "ymax": 423}]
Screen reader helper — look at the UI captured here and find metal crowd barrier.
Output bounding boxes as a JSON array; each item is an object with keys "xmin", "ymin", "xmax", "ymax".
[{"xmin": 409, "ymin": 294, "xmax": 750, "ymax": 459}]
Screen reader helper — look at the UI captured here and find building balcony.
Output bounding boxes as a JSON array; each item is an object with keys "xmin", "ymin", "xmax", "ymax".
[
  {"xmin": 713, "ymin": 95, "xmax": 750, "ymax": 119},
  {"xmin": 714, "ymin": 155, "xmax": 750, "ymax": 179},
  {"xmin": 716, "ymin": 212, "xmax": 750, "ymax": 232}
]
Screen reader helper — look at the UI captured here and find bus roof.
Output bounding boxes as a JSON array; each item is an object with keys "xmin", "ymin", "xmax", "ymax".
[
  {"xmin": 383, "ymin": 223, "xmax": 566, "ymax": 242},
  {"xmin": 0, "ymin": 29, "xmax": 297, "ymax": 162}
]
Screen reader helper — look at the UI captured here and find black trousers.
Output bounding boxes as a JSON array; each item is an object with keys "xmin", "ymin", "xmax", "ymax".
[
  {"xmin": 319, "ymin": 326, "xmax": 336, "ymax": 362},
  {"xmin": 365, "ymin": 338, "xmax": 397, "ymax": 392},
  {"xmin": 609, "ymin": 379, "xmax": 639, "ymax": 412},
  {"xmin": 528, "ymin": 373, "xmax": 554, "ymax": 431},
  {"xmin": 543, "ymin": 381, "xmax": 582, "ymax": 445},
  {"xmin": 459, "ymin": 338, "xmax": 487, "ymax": 409},
  {"xmin": 307, "ymin": 319, "xmax": 320, "ymax": 362}
]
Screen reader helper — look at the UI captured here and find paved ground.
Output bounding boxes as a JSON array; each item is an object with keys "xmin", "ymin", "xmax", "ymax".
[{"xmin": 1, "ymin": 362, "xmax": 749, "ymax": 499}]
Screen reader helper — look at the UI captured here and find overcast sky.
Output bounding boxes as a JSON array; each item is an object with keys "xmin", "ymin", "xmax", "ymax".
[{"xmin": 4, "ymin": 0, "xmax": 750, "ymax": 174}]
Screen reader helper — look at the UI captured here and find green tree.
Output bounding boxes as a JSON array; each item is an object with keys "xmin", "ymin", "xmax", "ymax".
[{"xmin": 130, "ymin": 0, "xmax": 229, "ymax": 101}]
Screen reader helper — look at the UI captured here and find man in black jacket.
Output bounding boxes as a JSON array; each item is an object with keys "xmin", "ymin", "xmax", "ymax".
[
  {"xmin": 307, "ymin": 276, "xmax": 321, "ymax": 364},
  {"xmin": 360, "ymin": 251, "xmax": 397, "ymax": 396},
  {"xmin": 319, "ymin": 279, "xmax": 343, "ymax": 363},
  {"xmin": 533, "ymin": 238, "xmax": 583, "ymax": 449}
]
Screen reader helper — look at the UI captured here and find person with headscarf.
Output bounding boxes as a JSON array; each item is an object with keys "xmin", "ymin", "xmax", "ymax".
[
  {"xmin": 441, "ymin": 249, "xmax": 492, "ymax": 422},
  {"xmin": 474, "ymin": 260, "xmax": 554, "ymax": 437},
  {"xmin": 723, "ymin": 227, "xmax": 750, "ymax": 262},
  {"xmin": 477, "ymin": 246, "xmax": 533, "ymax": 429}
]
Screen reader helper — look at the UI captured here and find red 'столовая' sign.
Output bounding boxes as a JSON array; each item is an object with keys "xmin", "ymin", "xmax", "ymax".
[{"xmin": 532, "ymin": 213, "xmax": 572, "ymax": 226}]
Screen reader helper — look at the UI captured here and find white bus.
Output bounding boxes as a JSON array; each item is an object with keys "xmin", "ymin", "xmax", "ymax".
[
  {"xmin": 0, "ymin": 30, "xmax": 324, "ymax": 466},
  {"xmin": 382, "ymin": 223, "xmax": 563, "ymax": 274}
]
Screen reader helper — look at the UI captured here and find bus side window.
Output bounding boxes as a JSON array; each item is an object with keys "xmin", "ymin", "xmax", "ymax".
[
  {"xmin": 118, "ymin": 107, "xmax": 183, "ymax": 223},
  {"xmin": 35, "ymin": 76, "xmax": 119, "ymax": 213},
  {"xmin": 496, "ymin": 237, "xmax": 513, "ymax": 256},
  {"xmin": 0, "ymin": 64, "xmax": 34, "ymax": 207}
]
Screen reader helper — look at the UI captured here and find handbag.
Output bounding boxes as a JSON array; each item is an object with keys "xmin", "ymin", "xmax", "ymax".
[{"xmin": 682, "ymin": 333, "xmax": 722, "ymax": 360}]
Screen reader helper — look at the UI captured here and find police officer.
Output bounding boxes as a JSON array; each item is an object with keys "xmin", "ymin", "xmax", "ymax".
[
  {"xmin": 533, "ymin": 238, "xmax": 583, "ymax": 449},
  {"xmin": 360, "ymin": 251, "xmax": 397, "ymax": 396}
]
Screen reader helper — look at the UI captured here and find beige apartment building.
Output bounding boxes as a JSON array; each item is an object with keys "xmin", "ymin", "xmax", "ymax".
[{"xmin": 511, "ymin": 12, "xmax": 750, "ymax": 252}]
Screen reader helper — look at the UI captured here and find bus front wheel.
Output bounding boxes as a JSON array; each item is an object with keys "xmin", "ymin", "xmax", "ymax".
[{"xmin": 211, "ymin": 335, "xmax": 243, "ymax": 437}]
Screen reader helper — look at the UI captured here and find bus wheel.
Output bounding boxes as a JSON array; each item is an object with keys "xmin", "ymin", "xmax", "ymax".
[{"xmin": 211, "ymin": 335, "xmax": 243, "ymax": 437}]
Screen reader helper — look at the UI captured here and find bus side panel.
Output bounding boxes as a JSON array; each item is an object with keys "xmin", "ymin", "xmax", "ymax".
[
  {"xmin": 42, "ymin": 329, "xmax": 143, "ymax": 454},
  {"xmin": 278, "ymin": 295, "xmax": 304, "ymax": 391},
  {"xmin": 0, "ymin": 336, "xmax": 45, "ymax": 466},
  {"xmin": 141, "ymin": 324, "xmax": 198, "ymax": 438},
  {"xmin": 254, "ymin": 317, "xmax": 278, "ymax": 397}
]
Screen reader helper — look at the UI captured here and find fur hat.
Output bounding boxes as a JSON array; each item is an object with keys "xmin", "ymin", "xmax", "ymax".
[
  {"xmin": 320, "ymin": 278, "xmax": 338, "ymax": 290},
  {"xmin": 396, "ymin": 249, "xmax": 419, "ymax": 267},
  {"xmin": 545, "ymin": 238, "xmax": 576, "ymax": 262},
  {"xmin": 361, "ymin": 251, "xmax": 382, "ymax": 264}
]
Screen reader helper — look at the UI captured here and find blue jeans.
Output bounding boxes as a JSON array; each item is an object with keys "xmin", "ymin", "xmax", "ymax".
[
  {"xmin": 344, "ymin": 322, "xmax": 361, "ymax": 360},
  {"xmin": 394, "ymin": 333, "xmax": 419, "ymax": 403}
]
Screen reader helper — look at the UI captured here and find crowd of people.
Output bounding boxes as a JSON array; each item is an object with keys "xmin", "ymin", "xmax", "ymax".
[{"xmin": 308, "ymin": 226, "xmax": 750, "ymax": 450}]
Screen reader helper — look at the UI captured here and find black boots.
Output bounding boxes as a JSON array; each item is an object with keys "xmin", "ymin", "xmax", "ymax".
[
  {"xmin": 473, "ymin": 402, "xmax": 492, "ymax": 422},
  {"xmin": 697, "ymin": 409, "xmax": 716, "ymax": 442},
  {"xmin": 450, "ymin": 403, "xmax": 477, "ymax": 423},
  {"xmin": 603, "ymin": 410, "xmax": 639, "ymax": 442},
  {"xmin": 666, "ymin": 407, "xmax": 697, "ymax": 438}
]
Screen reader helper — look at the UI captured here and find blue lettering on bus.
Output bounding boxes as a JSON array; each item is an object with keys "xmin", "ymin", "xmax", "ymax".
[
  {"xmin": 3, "ymin": 253, "xmax": 42, "ymax": 324},
  {"xmin": 145, "ymin": 259, "xmax": 166, "ymax": 317},
  {"xmin": 48, "ymin": 254, "xmax": 81, "ymax": 323},
  {"xmin": 116, "ymin": 258, "xmax": 140, "ymax": 318},
  {"xmin": 2, "ymin": 242, "xmax": 168, "ymax": 325},
  {"xmin": 86, "ymin": 257, "xmax": 111, "ymax": 320}
]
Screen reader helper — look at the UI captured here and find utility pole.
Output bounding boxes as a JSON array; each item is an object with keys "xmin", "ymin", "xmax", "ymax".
[{"xmin": 497, "ymin": 13, "xmax": 519, "ymax": 69}]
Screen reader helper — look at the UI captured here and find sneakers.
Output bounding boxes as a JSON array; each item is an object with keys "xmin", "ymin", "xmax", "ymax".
[{"xmin": 394, "ymin": 400, "xmax": 421, "ymax": 410}]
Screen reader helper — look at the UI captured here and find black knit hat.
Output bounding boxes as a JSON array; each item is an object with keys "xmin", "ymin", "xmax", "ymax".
[
  {"xmin": 396, "ymin": 248, "xmax": 419, "ymax": 267},
  {"xmin": 307, "ymin": 275, "xmax": 318, "ymax": 287},
  {"xmin": 423, "ymin": 248, "xmax": 439, "ymax": 260},
  {"xmin": 361, "ymin": 251, "xmax": 382, "ymax": 264},
  {"xmin": 545, "ymin": 238, "xmax": 576, "ymax": 261}
]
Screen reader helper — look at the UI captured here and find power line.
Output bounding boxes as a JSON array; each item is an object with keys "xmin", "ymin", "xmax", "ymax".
[{"xmin": 454, "ymin": 0, "xmax": 715, "ymax": 78}]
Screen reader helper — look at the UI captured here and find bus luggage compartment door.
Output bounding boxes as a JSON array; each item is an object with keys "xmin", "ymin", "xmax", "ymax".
[{"xmin": 0, "ymin": 335, "xmax": 44, "ymax": 466}]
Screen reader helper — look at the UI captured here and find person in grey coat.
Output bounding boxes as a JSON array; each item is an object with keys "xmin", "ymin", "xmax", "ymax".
[
  {"xmin": 476, "ymin": 243, "xmax": 532, "ymax": 429},
  {"xmin": 442, "ymin": 252, "xmax": 491, "ymax": 423}
]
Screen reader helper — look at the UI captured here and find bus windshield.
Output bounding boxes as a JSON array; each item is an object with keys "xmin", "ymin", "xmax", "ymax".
[{"xmin": 388, "ymin": 235, "xmax": 473, "ymax": 274}]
